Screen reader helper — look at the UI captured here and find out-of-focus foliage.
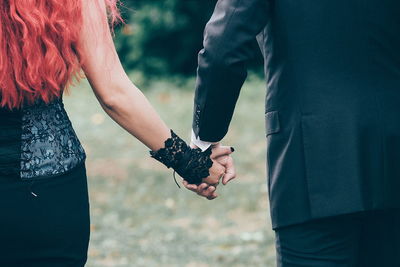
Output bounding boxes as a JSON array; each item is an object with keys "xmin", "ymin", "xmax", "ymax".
[{"xmin": 114, "ymin": 0, "xmax": 263, "ymax": 78}]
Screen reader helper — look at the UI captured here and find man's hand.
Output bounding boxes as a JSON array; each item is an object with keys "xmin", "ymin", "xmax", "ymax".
[{"xmin": 183, "ymin": 143, "xmax": 237, "ymax": 200}]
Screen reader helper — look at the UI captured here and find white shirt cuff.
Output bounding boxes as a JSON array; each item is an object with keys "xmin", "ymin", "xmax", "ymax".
[{"xmin": 191, "ymin": 129, "xmax": 218, "ymax": 152}]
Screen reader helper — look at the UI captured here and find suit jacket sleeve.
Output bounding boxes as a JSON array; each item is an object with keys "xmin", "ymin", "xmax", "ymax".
[{"xmin": 192, "ymin": 0, "xmax": 270, "ymax": 142}]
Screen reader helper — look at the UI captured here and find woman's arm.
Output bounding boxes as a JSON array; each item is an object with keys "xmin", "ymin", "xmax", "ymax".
[
  {"xmin": 77, "ymin": 0, "xmax": 234, "ymax": 198},
  {"xmin": 78, "ymin": 0, "xmax": 170, "ymax": 151}
]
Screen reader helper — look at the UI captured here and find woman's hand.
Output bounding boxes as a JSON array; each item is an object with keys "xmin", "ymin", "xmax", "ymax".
[
  {"xmin": 202, "ymin": 145, "xmax": 235, "ymax": 185},
  {"xmin": 183, "ymin": 144, "xmax": 237, "ymax": 200}
]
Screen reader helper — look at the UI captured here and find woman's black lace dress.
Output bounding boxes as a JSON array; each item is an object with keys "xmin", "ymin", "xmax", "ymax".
[{"xmin": 0, "ymin": 97, "xmax": 89, "ymax": 267}]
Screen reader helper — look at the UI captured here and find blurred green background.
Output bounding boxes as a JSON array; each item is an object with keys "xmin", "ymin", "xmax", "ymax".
[
  {"xmin": 114, "ymin": 0, "xmax": 263, "ymax": 83},
  {"xmin": 65, "ymin": 1, "xmax": 275, "ymax": 266}
]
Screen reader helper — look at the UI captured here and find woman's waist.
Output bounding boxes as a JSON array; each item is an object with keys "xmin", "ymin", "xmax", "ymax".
[
  {"xmin": 0, "ymin": 108, "xmax": 22, "ymax": 131},
  {"xmin": 0, "ymin": 125, "xmax": 22, "ymax": 177},
  {"xmin": 0, "ymin": 159, "xmax": 87, "ymax": 183},
  {"xmin": 0, "ymin": 145, "xmax": 87, "ymax": 179},
  {"xmin": 0, "ymin": 98, "xmax": 87, "ymax": 179}
]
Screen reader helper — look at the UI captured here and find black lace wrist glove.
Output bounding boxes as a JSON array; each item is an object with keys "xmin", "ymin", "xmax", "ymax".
[{"xmin": 150, "ymin": 130, "xmax": 213, "ymax": 186}]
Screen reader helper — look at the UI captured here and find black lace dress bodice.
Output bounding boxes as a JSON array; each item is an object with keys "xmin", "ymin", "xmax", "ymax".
[{"xmin": 0, "ymin": 98, "xmax": 86, "ymax": 179}]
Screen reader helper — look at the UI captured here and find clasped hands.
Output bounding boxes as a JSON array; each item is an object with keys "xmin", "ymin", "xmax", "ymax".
[{"xmin": 183, "ymin": 143, "xmax": 236, "ymax": 200}]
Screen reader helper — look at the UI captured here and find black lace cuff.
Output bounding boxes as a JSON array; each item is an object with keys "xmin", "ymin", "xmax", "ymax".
[{"xmin": 150, "ymin": 130, "xmax": 213, "ymax": 185}]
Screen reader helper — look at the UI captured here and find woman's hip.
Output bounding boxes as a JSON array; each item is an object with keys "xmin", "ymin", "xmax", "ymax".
[{"xmin": 0, "ymin": 162, "xmax": 90, "ymax": 266}]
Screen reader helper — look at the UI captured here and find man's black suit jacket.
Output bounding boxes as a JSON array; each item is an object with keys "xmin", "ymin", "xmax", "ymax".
[{"xmin": 192, "ymin": 0, "xmax": 400, "ymax": 229}]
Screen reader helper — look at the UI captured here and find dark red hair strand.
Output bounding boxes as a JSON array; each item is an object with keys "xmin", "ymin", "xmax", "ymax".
[{"xmin": 0, "ymin": 0, "xmax": 121, "ymax": 109}]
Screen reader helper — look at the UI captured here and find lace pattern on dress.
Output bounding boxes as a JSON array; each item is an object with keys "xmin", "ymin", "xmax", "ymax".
[{"xmin": 20, "ymin": 98, "xmax": 86, "ymax": 179}]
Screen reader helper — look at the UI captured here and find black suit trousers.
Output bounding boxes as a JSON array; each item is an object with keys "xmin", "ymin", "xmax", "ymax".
[{"xmin": 274, "ymin": 209, "xmax": 400, "ymax": 267}]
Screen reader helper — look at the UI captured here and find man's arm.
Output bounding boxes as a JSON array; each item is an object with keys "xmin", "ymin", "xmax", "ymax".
[{"xmin": 192, "ymin": 0, "xmax": 270, "ymax": 142}]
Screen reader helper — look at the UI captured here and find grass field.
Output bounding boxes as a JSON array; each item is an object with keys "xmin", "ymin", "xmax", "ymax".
[{"xmin": 64, "ymin": 75, "xmax": 276, "ymax": 267}]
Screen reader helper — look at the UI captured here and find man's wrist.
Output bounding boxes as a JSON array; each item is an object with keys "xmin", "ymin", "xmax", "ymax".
[{"xmin": 191, "ymin": 129, "xmax": 219, "ymax": 152}]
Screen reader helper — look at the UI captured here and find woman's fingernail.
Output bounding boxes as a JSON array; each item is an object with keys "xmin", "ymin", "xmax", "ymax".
[{"xmin": 230, "ymin": 147, "xmax": 235, "ymax": 152}]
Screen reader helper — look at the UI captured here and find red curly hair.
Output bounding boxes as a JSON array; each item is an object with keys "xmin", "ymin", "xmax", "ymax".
[{"xmin": 0, "ymin": 0, "xmax": 121, "ymax": 109}]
